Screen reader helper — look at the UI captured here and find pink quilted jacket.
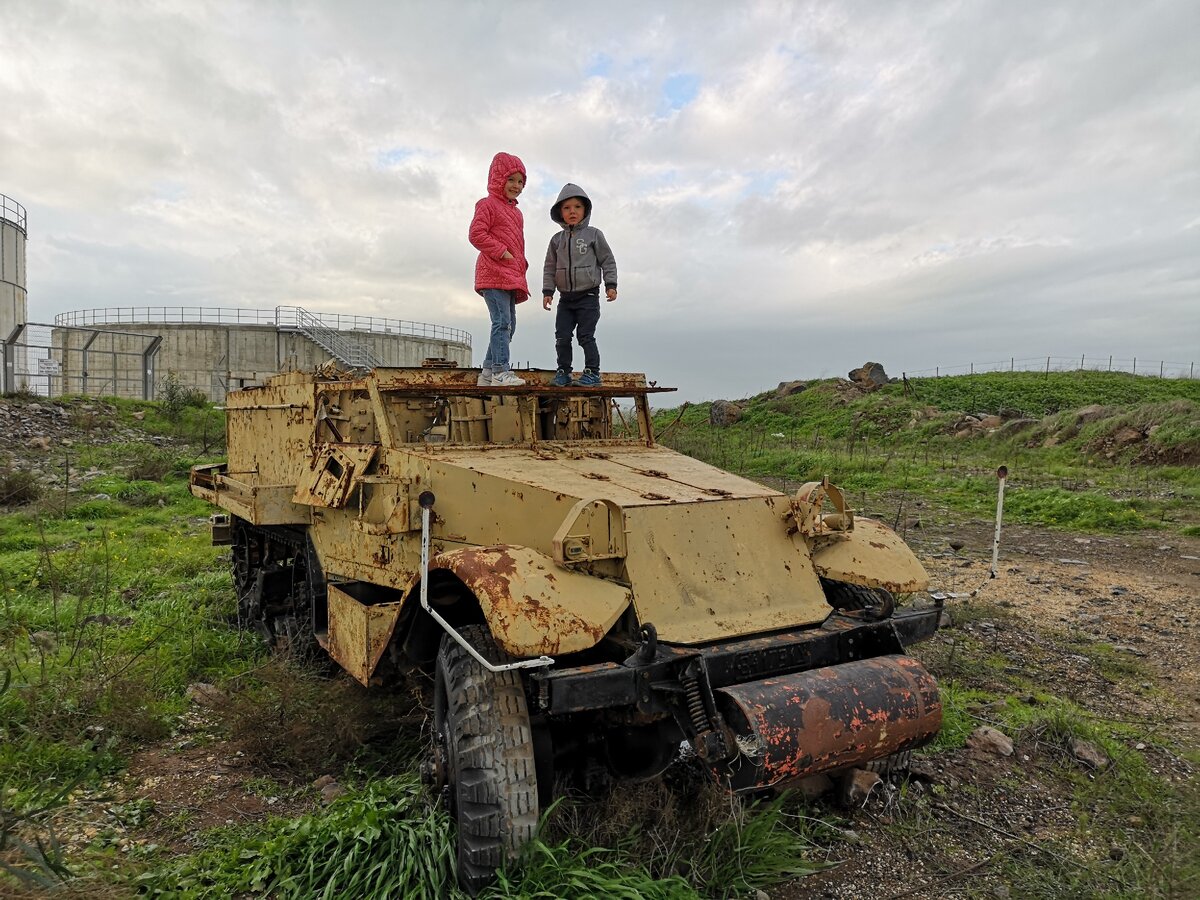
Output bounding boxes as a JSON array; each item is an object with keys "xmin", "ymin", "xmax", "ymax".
[{"xmin": 469, "ymin": 152, "xmax": 530, "ymax": 303}]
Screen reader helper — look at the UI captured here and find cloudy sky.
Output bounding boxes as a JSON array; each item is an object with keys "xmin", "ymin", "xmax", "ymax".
[{"xmin": 2, "ymin": 0, "xmax": 1196, "ymax": 401}]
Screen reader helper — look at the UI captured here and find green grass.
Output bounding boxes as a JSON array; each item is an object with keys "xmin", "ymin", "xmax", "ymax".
[
  {"xmin": 137, "ymin": 776, "xmax": 460, "ymax": 899},
  {"xmin": 655, "ymin": 370, "xmax": 1200, "ymax": 533}
]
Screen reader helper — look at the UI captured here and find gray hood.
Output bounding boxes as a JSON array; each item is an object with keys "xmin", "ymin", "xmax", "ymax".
[{"xmin": 550, "ymin": 183, "xmax": 592, "ymax": 227}]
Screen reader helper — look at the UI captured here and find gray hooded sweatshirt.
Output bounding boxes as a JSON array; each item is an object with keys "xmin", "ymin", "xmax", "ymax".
[{"xmin": 542, "ymin": 183, "xmax": 617, "ymax": 300}]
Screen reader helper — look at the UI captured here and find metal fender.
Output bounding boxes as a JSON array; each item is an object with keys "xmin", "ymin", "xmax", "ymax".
[
  {"xmin": 432, "ymin": 545, "xmax": 632, "ymax": 657},
  {"xmin": 805, "ymin": 517, "xmax": 929, "ymax": 593}
]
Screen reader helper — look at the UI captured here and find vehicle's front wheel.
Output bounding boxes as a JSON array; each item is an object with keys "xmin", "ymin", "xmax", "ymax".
[{"xmin": 431, "ymin": 624, "xmax": 539, "ymax": 895}]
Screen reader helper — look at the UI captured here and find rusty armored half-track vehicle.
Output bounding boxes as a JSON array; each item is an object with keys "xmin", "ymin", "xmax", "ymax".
[{"xmin": 190, "ymin": 364, "xmax": 942, "ymax": 893}]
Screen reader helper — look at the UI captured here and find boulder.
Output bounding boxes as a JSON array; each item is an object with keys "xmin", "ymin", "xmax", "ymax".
[
  {"xmin": 185, "ymin": 682, "xmax": 228, "ymax": 709},
  {"xmin": 848, "ymin": 362, "xmax": 888, "ymax": 391},
  {"xmin": 1110, "ymin": 426, "xmax": 1144, "ymax": 448},
  {"xmin": 966, "ymin": 725, "xmax": 1014, "ymax": 757},
  {"xmin": 1069, "ymin": 737, "xmax": 1110, "ymax": 770},
  {"xmin": 709, "ymin": 400, "xmax": 743, "ymax": 427},
  {"xmin": 775, "ymin": 380, "xmax": 808, "ymax": 398},
  {"xmin": 1076, "ymin": 404, "xmax": 1111, "ymax": 424}
]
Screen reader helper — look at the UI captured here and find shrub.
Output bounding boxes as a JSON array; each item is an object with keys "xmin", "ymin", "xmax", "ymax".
[
  {"xmin": 0, "ymin": 468, "xmax": 41, "ymax": 507},
  {"xmin": 158, "ymin": 372, "xmax": 208, "ymax": 423},
  {"xmin": 123, "ymin": 446, "xmax": 177, "ymax": 482}
]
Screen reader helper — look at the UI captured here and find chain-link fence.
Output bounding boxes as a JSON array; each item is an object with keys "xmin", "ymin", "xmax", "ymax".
[
  {"xmin": 2, "ymin": 322, "xmax": 161, "ymax": 399},
  {"xmin": 903, "ymin": 355, "xmax": 1196, "ymax": 380}
]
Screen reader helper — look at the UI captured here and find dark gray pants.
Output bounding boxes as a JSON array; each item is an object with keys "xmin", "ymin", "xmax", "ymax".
[{"xmin": 555, "ymin": 294, "xmax": 600, "ymax": 372}]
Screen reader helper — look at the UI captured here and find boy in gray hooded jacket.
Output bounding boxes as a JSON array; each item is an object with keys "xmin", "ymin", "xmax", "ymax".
[{"xmin": 542, "ymin": 183, "xmax": 618, "ymax": 386}]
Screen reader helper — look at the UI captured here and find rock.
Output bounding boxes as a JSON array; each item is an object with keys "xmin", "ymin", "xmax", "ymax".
[
  {"xmin": 185, "ymin": 682, "xmax": 228, "ymax": 708},
  {"xmin": 1076, "ymin": 404, "xmax": 1111, "ymax": 424},
  {"xmin": 1110, "ymin": 586, "xmax": 1128, "ymax": 596},
  {"xmin": 319, "ymin": 780, "xmax": 346, "ymax": 803},
  {"xmin": 312, "ymin": 774, "xmax": 336, "ymax": 790},
  {"xmin": 709, "ymin": 400, "xmax": 743, "ymax": 427},
  {"xmin": 132, "ymin": 410, "xmax": 146, "ymax": 420},
  {"xmin": 794, "ymin": 774, "xmax": 834, "ymax": 800},
  {"xmin": 775, "ymin": 380, "xmax": 808, "ymax": 397},
  {"xmin": 838, "ymin": 768, "xmax": 883, "ymax": 805},
  {"xmin": 30, "ymin": 630, "xmax": 58, "ymax": 652},
  {"xmin": 754, "ymin": 891, "xmax": 770, "ymax": 900},
  {"xmin": 848, "ymin": 362, "xmax": 888, "ymax": 391},
  {"xmin": 1110, "ymin": 426, "xmax": 1144, "ymax": 447},
  {"xmin": 1069, "ymin": 738, "xmax": 1109, "ymax": 770},
  {"xmin": 977, "ymin": 415, "xmax": 1003, "ymax": 429},
  {"xmin": 966, "ymin": 725, "xmax": 1014, "ymax": 757},
  {"xmin": 28, "ymin": 435, "xmax": 52, "ymax": 451},
  {"xmin": 907, "ymin": 757, "xmax": 939, "ymax": 783},
  {"xmin": 1112, "ymin": 644, "xmax": 1147, "ymax": 657}
]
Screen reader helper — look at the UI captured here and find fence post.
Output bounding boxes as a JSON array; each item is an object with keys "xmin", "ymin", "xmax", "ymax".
[
  {"xmin": 970, "ymin": 362, "xmax": 974, "ymax": 374},
  {"xmin": 1109, "ymin": 355, "xmax": 1112, "ymax": 371},
  {"xmin": 1045, "ymin": 356, "xmax": 1050, "ymax": 377},
  {"xmin": 1080, "ymin": 354, "xmax": 1085, "ymax": 370},
  {"xmin": 1160, "ymin": 361, "xmax": 1164, "ymax": 378},
  {"xmin": 1011, "ymin": 357, "xmax": 1014, "ymax": 371},
  {"xmin": 1133, "ymin": 357, "xmax": 1136, "ymax": 375},
  {"xmin": 936, "ymin": 366, "xmax": 939, "ymax": 378}
]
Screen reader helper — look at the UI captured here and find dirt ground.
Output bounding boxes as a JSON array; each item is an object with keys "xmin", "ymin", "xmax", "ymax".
[{"xmin": 779, "ymin": 520, "xmax": 1200, "ymax": 899}]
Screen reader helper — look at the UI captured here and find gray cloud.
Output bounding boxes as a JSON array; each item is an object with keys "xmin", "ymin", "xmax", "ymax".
[{"xmin": 1, "ymin": 0, "xmax": 1196, "ymax": 402}]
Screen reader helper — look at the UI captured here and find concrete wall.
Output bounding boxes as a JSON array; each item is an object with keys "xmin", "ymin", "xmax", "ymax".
[
  {"xmin": 0, "ymin": 218, "xmax": 27, "ymax": 342},
  {"xmin": 49, "ymin": 321, "xmax": 473, "ymax": 400}
]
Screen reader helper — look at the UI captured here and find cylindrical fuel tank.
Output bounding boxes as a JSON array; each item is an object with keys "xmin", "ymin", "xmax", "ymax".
[{"xmin": 714, "ymin": 654, "xmax": 941, "ymax": 791}]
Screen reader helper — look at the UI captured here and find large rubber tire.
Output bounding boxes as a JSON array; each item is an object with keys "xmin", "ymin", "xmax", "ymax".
[{"xmin": 434, "ymin": 625, "xmax": 539, "ymax": 896}]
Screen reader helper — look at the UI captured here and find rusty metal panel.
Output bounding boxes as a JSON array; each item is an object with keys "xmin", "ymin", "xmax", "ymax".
[
  {"xmin": 804, "ymin": 517, "xmax": 930, "ymax": 593},
  {"xmin": 189, "ymin": 465, "xmax": 311, "ymax": 526},
  {"xmin": 406, "ymin": 445, "xmax": 777, "ymax": 507},
  {"xmin": 432, "ymin": 545, "xmax": 630, "ymax": 657},
  {"xmin": 224, "ymin": 381, "xmax": 316, "ymax": 485},
  {"xmin": 292, "ymin": 443, "xmax": 378, "ymax": 508},
  {"xmin": 622, "ymin": 497, "xmax": 831, "ymax": 644},
  {"xmin": 716, "ymin": 654, "xmax": 942, "ymax": 790},
  {"xmin": 326, "ymin": 583, "xmax": 404, "ymax": 686}
]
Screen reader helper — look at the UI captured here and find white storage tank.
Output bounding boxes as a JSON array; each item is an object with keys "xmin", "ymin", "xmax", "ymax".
[{"xmin": 0, "ymin": 193, "xmax": 27, "ymax": 342}]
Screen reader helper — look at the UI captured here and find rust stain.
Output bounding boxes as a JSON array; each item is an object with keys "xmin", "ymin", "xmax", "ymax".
[{"xmin": 718, "ymin": 655, "xmax": 941, "ymax": 789}]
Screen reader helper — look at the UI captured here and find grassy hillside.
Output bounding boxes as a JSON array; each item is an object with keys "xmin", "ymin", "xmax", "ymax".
[
  {"xmin": 3, "ymin": 384, "xmax": 1197, "ymax": 897},
  {"xmin": 653, "ymin": 370, "xmax": 1200, "ymax": 533}
]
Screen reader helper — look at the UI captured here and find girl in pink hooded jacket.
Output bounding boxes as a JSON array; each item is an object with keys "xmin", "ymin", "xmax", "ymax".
[{"xmin": 469, "ymin": 152, "xmax": 530, "ymax": 386}]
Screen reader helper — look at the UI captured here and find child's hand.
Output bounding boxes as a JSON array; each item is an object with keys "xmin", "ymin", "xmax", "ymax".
[
  {"xmin": 606, "ymin": 289, "xmax": 618, "ymax": 302},
  {"xmin": 542, "ymin": 295, "xmax": 553, "ymax": 310},
  {"xmin": 501, "ymin": 250, "xmax": 513, "ymax": 260}
]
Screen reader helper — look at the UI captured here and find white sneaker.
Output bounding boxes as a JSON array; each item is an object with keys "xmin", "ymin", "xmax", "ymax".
[
  {"xmin": 477, "ymin": 370, "xmax": 493, "ymax": 385},
  {"xmin": 491, "ymin": 370, "xmax": 526, "ymax": 386}
]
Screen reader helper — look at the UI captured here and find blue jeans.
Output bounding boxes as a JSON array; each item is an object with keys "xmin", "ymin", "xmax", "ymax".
[{"xmin": 480, "ymin": 289, "xmax": 517, "ymax": 371}]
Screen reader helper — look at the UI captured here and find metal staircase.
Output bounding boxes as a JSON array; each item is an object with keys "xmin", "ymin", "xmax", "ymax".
[{"xmin": 280, "ymin": 306, "xmax": 381, "ymax": 370}]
